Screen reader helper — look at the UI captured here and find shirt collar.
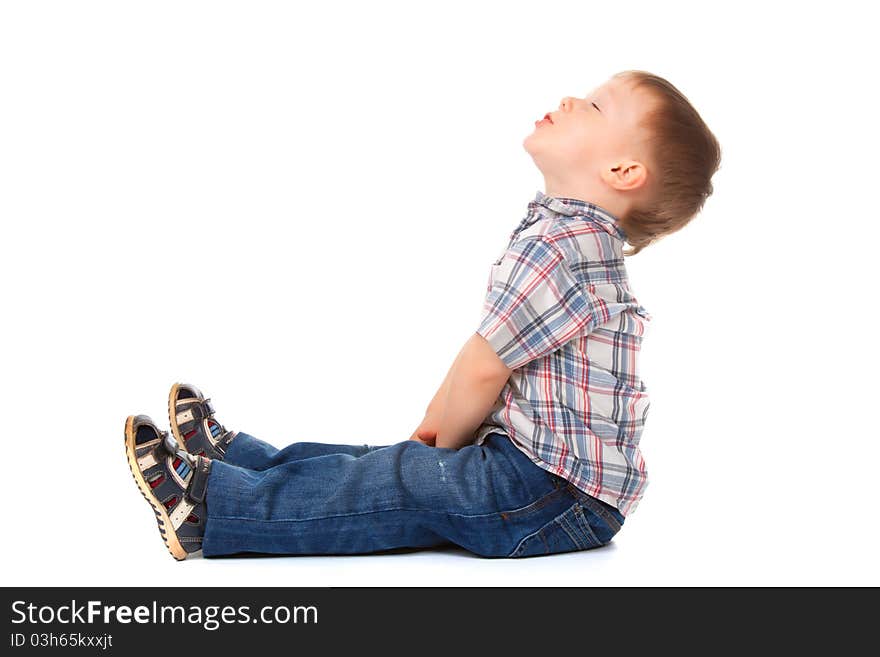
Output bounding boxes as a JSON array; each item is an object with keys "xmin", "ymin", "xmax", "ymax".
[{"xmin": 529, "ymin": 190, "xmax": 627, "ymax": 241}]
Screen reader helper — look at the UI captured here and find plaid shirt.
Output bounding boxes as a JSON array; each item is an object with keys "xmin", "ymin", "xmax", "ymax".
[{"xmin": 474, "ymin": 190, "xmax": 653, "ymax": 516}]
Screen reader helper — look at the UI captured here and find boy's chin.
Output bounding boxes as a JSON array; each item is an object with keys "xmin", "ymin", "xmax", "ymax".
[
  {"xmin": 521, "ymin": 140, "xmax": 547, "ymax": 170},
  {"xmin": 522, "ymin": 134, "xmax": 541, "ymax": 158}
]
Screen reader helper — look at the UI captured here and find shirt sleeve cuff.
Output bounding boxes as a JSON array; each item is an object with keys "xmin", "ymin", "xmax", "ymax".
[{"xmin": 476, "ymin": 318, "xmax": 522, "ymax": 370}]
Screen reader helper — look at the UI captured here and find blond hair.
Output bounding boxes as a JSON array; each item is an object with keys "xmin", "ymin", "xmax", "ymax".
[{"xmin": 613, "ymin": 70, "xmax": 722, "ymax": 256}]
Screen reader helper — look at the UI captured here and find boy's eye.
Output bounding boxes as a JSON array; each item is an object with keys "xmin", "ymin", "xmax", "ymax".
[{"xmin": 591, "ymin": 102, "xmax": 601, "ymax": 112}]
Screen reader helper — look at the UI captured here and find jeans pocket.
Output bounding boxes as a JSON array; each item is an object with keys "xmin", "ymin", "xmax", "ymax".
[
  {"xmin": 508, "ymin": 501, "xmax": 604, "ymax": 558},
  {"xmin": 563, "ymin": 485, "xmax": 625, "ymax": 542}
]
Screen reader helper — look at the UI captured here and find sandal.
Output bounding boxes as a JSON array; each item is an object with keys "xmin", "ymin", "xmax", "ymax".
[
  {"xmin": 168, "ymin": 382, "xmax": 237, "ymax": 461},
  {"xmin": 124, "ymin": 414, "xmax": 211, "ymax": 560}
]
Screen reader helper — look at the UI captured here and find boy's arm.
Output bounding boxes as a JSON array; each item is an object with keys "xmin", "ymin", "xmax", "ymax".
[
  {"xmin": 407, "ymin": 342, "xmax": 465, "ymax": 444},
  {"xmin": 423, "ymin": 343, "xmax": 465, "ymax": 416},
  {"xmin": 433, "ymin": 332, "xmax": 513, "ymax": 450},
  {"xmin": 408, "ymin": 348, "xmax": 459, "ymax": 445}
]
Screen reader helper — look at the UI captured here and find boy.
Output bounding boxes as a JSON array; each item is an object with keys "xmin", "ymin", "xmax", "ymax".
[{"xmin": 125, "ymin": 70, "xmax": 721, "ymax": 559}]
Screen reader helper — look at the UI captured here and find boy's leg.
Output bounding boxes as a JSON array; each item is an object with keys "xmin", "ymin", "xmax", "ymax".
[
  {"xmin": 223, "ymin": 431, "xmax": 388, "ymax": 471},
  {"xmin": 168, "ymin": 382, "xmax": 387, "ymax": 471},
  {"xmin": 202, "ymin": 432, "xmax": 624, "ymax": 558}
]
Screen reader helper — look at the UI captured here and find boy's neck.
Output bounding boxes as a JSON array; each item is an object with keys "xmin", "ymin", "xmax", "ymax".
[{"xmin": 542, "ymin": 182, "xmax": 629, "ymax": 222}]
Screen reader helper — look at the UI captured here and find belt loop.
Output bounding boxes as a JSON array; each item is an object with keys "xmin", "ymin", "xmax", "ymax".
[{"xmin": 564, "ymin": 481, "xmax": 581, "ymax": 499}]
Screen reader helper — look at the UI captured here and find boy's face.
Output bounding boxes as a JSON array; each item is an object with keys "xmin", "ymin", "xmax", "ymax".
[{"xmin": 523, "ymin": 76, "xmax": 654, "ymax": 193}]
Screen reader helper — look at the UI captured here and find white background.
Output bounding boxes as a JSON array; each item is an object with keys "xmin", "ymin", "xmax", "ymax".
[{"xmin": 1, "ymin": 0, "xmax": 877, "ymax": 586}]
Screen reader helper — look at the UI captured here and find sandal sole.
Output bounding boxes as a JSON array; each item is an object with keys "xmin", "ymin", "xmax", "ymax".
[
  {"xmin": 124, "ymin": 415, "xmax": 188, "ymax": 561},
  {"xmin": 167, "ymin": 382, "xmax": 186, "ymax": 453}
]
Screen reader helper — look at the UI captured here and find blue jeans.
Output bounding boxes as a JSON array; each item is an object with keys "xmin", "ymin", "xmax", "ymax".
[{"xmin": 202, "ymin": 431, "xmax": 625, "ymax": 558}]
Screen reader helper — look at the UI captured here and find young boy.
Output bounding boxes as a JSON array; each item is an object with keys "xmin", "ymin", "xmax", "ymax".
[{"xmin": 125, "ymin": 70, "xmax": 721, "ymax": 560}]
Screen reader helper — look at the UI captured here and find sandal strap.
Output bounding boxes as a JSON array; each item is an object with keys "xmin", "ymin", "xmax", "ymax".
[
  {"xmin": 185, "ymin": 456, "xmax": 212, "ymax": 505},
  {"xmin": 137, "ymin": 439, "xmax": 169, "ymax": 471},
  {"xmin": 175, "ymin": 399, "xmax": 215, "ymax": 426},
  {"xmin": 207, "ymin": 429, "xmax": 235, "ymax": 458},
  {"xmin": 219, "ymin": 429, "xmax": 238, "ymax": 449}
]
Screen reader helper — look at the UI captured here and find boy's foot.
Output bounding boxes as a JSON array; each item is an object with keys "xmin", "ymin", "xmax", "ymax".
[
  {"xmin": 168, "ymin": 382, "xmax": 237, "ymax": 462},
  {"xmin": 124, "ymin": 414, "xmax": 212, "ymax": 560}
]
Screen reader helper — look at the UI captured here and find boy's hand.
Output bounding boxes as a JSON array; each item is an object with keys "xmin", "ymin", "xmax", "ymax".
[{"xmin": 409, "ymin": 411, "xmax": 441, "ymax": 447}]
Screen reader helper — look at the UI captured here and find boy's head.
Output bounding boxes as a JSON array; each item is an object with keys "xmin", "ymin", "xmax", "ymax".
[{"xmin": 523, "ymin": 70, "xmax": 721, "ymax": 256}]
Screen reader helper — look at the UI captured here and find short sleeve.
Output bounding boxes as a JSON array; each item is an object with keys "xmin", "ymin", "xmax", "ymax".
[{"xmin": 476, "ymin": 236, "xmax": 606, "ymax": 370}]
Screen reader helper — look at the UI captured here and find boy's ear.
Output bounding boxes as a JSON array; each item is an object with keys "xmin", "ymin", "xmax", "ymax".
[{"xmin": 605, "ymin": 159, "xmax": 649, "ymax": 193}]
